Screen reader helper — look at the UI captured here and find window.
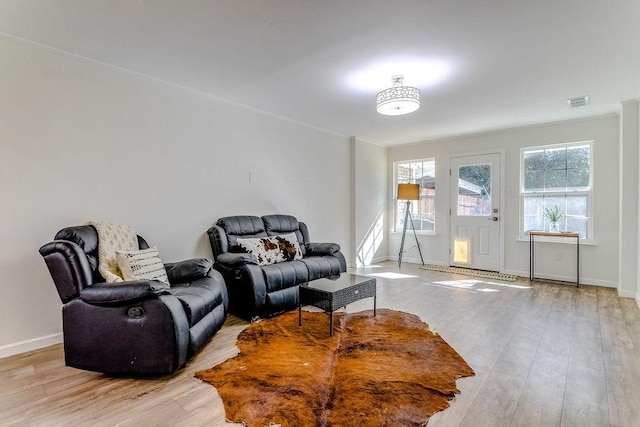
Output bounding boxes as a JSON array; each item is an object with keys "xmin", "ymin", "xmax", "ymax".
[
  {"xmin": 521, "ymin": 141, "xmax": 592, "ymax": 239},
  {"xmin": 394, "ymin": 158, "xmax": 435, "ymax": 232}
]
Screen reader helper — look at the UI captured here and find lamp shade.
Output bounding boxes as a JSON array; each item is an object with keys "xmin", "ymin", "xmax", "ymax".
[{"xmin": 397, "ymin": 183, "xmax": 420, "ymax": 200}]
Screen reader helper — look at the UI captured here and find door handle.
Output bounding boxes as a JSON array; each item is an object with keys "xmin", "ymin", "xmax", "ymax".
[{"xmin": 488, "ymin": 217, "xmax": 499, "ymax": 221}]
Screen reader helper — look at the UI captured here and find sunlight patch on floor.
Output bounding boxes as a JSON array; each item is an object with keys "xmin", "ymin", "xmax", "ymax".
[
  {"xmin": 426, "ymin": 282, "xmax": 477, "ymax": 293},
  {"xmin": 430, "ymin": 278, "xmax": 531, "ymax": 292},
  {"xmin": 367, "ymin": 272, "xmax": 419, "ymax": 279},
  {"xmin": 433, "ymin": 279, "xmax": 483, "ymax": 288},
  {"xmin": 485, "ymin": 281, "xmax": 531, "ymax": 289}
]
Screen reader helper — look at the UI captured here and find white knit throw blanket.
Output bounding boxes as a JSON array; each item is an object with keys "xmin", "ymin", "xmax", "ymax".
[{"xmin": 85, "ymin": 221, "xmax": 138, "ymax": 282}]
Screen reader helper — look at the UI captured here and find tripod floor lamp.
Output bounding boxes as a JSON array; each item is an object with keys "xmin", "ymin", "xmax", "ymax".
[{"xmin": 397, "ymin": 183, "xmax": 425, "ymax": 268}]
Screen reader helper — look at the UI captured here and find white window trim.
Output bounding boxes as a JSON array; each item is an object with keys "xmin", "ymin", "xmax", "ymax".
[
  {"xmin": 519, "ymin": 140, "xmax": 594, "ymax": 242},
  {"xmin": 393, "ymin": 158, "xmax": 436, "ymax": 235}
]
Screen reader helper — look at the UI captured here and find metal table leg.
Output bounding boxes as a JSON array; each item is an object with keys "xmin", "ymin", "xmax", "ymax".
[
  {"xmin": 529, "ymin": 233, "xmax": 534, "ymax": 281},
  {"xmin": 329, "ymin": 311, "xmax": 333, "ymax": 337},
  {"xmin": 576, "ymin": 235, "xmax": 580, "ymax": 287}
]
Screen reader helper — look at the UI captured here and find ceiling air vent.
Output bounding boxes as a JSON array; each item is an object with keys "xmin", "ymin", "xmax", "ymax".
[{"xmin": 567, "ymin": 95, "xmax": 590, "ymax": 108}]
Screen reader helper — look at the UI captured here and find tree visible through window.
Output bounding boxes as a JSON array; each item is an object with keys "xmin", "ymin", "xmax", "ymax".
[
  {"xmin": 521, "ymin": 142, "xmax": 592, "ymax": 238},
  {"xmin": 395, "ymin": 159, "xmax": 435, "ymax": 232}
]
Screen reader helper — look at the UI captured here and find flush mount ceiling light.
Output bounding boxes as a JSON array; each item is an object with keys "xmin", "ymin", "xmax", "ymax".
[{"xmin": 376, "ymin": 75, "xmax": 420, "ymax": 116}]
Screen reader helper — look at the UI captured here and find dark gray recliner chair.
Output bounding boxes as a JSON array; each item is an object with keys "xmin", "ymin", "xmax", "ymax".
[
  {"xmin": 39, "ymin": 225, "xmax": 228, "ymax": 375},
  {"xmin": 208, "ymin": 214, "xmax": 346, "ymax": 320}
]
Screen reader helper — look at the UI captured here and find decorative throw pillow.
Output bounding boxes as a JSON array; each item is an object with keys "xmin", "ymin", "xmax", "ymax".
[
  {"xmin": 116, "ymin": 246, "xmax": 169, "ymax": 285},
  {"xmin": 275, "ymin": 233, "xmax": 304, "ymax": 262},
  {"xmin": 237, "ymin": 233, "xmax": 303, "ymax": 266}
]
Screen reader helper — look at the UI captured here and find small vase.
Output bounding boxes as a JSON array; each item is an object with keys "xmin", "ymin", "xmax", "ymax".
[{"xmin": 550, "ymin": 221, "xmax": 558, "ymax": 232}]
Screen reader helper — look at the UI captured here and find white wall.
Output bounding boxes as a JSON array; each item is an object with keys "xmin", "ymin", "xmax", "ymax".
[
  {"xmin": 619, "ymin": 100, "xmax": 639, "ymax": 298},
  {"xmin": 352, "ymin": 138, "xmax": 387, "ymax": 266},
  {"xmin": 0, "ymin": 37, "xmax": 352, "ymax": 355},
  {"xmin": 636, "ymin": 100, "xmax": 640, "ymax": 306},
  {"xmin": 388, "ymin": 115, "xmax": 620, "ymax": 287}
]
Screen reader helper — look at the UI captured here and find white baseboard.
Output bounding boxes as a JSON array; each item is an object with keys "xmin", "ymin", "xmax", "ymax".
[
  {"xmin": 497, "ymin": 269, "xmax": 619, "ymax": 289},
  {"xmin": 396, "ymin": 257, "xmax": 445, "ymax": 267},
  {"xmin": 0, "ymin": 333, "xmax": 62, "ymax": 359},
  {"xmin": 354, "ymin": 262, "xmax": 623, "ymax": 293},
  {"xmin": 353, "ymin": 256, "xmax": 392, "ymax": 267},
  {"xmin": 618, "ymin": 289, "xmax": 637, "ymax": 298}
]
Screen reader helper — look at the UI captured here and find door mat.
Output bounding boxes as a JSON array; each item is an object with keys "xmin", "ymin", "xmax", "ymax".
[{"xmin": 419, "ymin": 264, "xmax": 518, "ymax": 282}]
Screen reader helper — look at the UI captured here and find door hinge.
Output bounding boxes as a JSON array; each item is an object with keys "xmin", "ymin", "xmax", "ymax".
[
  {"xmin": 449, "ymin": 208, "xmax": 451, "ymax": 215},
  {"xmin": 449, "ymin": 248, "xmax": 452, "ymax": 255},
  {"xmin": 449, "ymin": 169, "xmax": 452, "ymax": 176}
]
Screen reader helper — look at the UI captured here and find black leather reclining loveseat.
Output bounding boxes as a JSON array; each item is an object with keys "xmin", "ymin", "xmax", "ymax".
[
  {"xmin": 208, "ymin": 214, "xmax": 346, "ymax": 320},
  {"xmin": 39, "ymin": 225, "xmax": 228, "ymax": 375}
]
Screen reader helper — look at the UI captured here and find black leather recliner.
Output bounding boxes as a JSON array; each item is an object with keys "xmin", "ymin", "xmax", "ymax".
[
  {"xmin": 208, "ymin": 214, "xmax": 347, "ymax": 320},
  {"xmin": 39, "ymin": 225, "xmax": 228, "ymax": 375}
]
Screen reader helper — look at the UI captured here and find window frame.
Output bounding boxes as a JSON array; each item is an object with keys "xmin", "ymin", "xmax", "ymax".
[
  {"xmin": 393, "ymin": 158, "xmax": 436, "ymax": 234},
  {"xmin": 519, "ymin": 140, "xmax": 594, "ymax": 241}
]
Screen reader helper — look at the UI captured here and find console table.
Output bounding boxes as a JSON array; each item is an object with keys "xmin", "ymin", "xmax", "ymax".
[{"xmin": 529, "ymin": 231, "xmax": 580, "ymax": 287}]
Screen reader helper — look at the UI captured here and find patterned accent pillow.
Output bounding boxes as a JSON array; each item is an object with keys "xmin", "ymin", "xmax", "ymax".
[
  {"xmin": 116, "ymin": 246, "xmax": 169, "ymax": 285},
  {"xmin": 237, "ymin": 233, "xmax": 303, "ymax": 266},
  {"xmin": 276, "ymin": 233, "xmax": 304, "ymax": 261}
]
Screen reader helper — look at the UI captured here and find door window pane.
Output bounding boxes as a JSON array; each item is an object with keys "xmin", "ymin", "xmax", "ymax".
[{"xmin": 458, "ymin": 164, "xmax": 491, "ymax": 216}]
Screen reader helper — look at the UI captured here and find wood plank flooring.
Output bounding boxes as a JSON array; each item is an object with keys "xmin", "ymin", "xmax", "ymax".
[{"xmin": 1, "ymin": 261, "xmax": 639, "ymax": 426}]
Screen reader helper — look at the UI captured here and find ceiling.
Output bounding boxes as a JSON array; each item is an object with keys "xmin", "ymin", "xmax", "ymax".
[{"xmin": 1, "ymin": 0, "xmax": 639, "ymax": 146}]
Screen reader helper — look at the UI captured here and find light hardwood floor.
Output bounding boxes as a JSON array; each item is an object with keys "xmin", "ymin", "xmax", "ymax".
[{"xmin": 2, "ymin": 261, "xmax": 640, "ymax": 426}]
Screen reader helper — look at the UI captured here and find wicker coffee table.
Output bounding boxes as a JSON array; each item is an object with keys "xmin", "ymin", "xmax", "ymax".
[{"xmin": 298, "ymin": 273, "xmax": 376, "ymax": 336}]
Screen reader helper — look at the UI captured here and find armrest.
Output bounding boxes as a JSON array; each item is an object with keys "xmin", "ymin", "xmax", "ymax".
[
  {"xmin": 216, "ymin": 252, "xmax": 258, "ymax": 267},
  {"xmin": 79, "ymin": 281, "xmax": 170, "ymax": 305},
  {"xmin": 305, "ymin": 242, "xmax": 341, "ymax": 256},
  {"xmin": 39, "ymin": 240, "xmax": 93, "ymax": 303},
  {"xmin": 207, "ymin": 224, "xmax": 229, "ymax": 257},
  {"xmin": 165, "ymin": 258, "xmax": 212, "ymax": 283}
]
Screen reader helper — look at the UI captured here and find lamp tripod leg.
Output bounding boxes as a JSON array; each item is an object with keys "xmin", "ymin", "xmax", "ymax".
[
  {"xmin": 398, "ymin": 202, "xmax": 410, "ymax": 268},
  {"xmin": 408, "ymin": 210, "xmax": 425, "ymax": 266}
]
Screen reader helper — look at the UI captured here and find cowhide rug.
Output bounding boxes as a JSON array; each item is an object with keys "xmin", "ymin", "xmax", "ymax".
[{"xmin": 196, "ymin": 309, "xmax": 474, "ymax": 427}]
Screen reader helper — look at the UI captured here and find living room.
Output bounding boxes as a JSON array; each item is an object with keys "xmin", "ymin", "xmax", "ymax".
[{"xmin": 1, "ymin": 1, "xmax": 640, "ymax": 426}]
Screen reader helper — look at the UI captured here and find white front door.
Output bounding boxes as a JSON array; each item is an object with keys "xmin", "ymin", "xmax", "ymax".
[{"xmin": 450, "ymin": 154, "xmax": 501, "ymax": 271}]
